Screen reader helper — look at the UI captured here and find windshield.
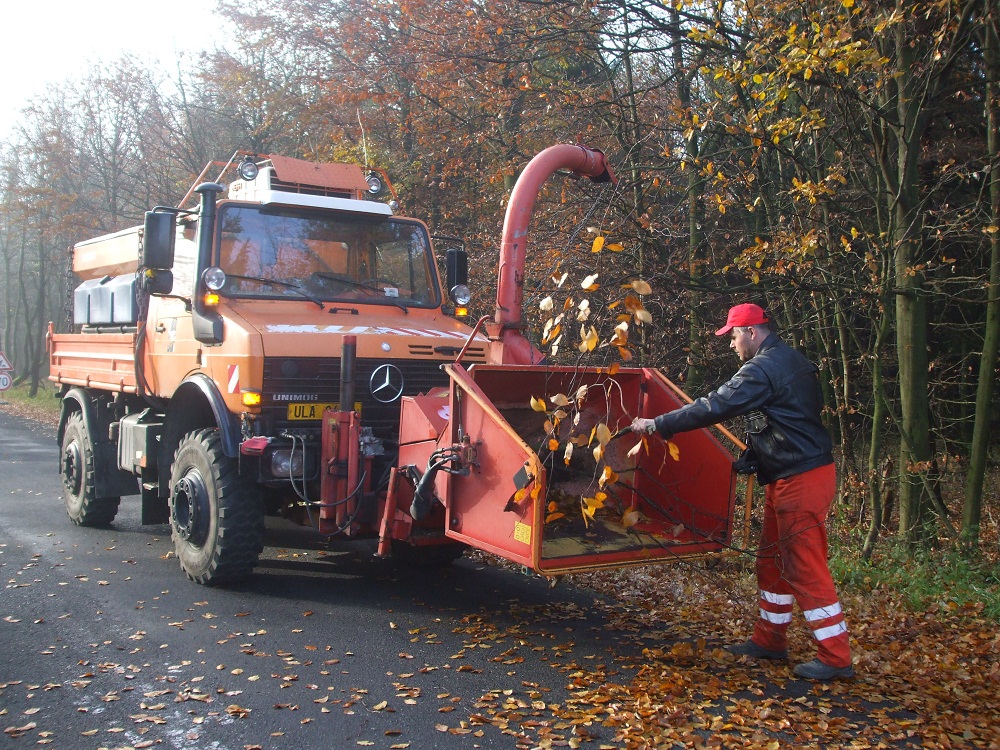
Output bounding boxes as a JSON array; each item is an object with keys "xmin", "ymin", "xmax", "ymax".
[{"xmin": 215, "ymin": 204, "xmax": 440, "ymax": 308}]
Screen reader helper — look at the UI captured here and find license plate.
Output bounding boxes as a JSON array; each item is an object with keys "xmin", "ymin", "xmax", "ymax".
[
  {"xmin": 286, "ymin": 402, "xmax": 339, "ymax": 420},
  {"xmin": 285, "ymin": 402, "xmax": 362, "ymax": 420}
]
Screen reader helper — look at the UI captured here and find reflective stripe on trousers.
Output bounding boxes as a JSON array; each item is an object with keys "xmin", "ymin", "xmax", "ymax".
[{"xmin": 750, "ymin": 464, "xmax": 852, "ymax": 668}]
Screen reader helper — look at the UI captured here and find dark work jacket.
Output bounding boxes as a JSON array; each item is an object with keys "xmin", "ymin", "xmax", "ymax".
[{"xmin": 653, "ymin": 333, "xmax": 833, "ymax": 485}]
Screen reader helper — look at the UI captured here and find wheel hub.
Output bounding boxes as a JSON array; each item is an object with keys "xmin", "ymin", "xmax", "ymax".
[
  {"xmin": 171, "ymin": 469, "xmax": 210, "ymax": 546},
  {"xmin": 62, "ymin": 442, "xmax": 82, "ymax": 495}
]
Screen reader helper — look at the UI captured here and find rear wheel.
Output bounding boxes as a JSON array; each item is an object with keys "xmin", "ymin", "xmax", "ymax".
[
  {"xmin": 61, "ymin": 411, "xmax": 120, "ymax": 526},
  {"xmin": 169, "ymin": 429, "xmax": 264, "ymax": 585}
]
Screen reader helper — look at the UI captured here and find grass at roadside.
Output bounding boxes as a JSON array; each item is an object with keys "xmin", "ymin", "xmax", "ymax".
[
  {"xmin": 0, "ymin": 380, "xmax": 61, "ymax": 425},
  {"xmin": 832, "ymin": 540, "xmax": 1000, "ymax": 620}
]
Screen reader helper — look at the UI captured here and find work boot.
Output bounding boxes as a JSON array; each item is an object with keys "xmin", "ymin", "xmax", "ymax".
[
  {"xmin": 793, "ymin": 659, "xmax": 855, "ymax": 681},
  {"xmin": 726, "ymin": 640, "xmax": 788, "ymax": 661}
]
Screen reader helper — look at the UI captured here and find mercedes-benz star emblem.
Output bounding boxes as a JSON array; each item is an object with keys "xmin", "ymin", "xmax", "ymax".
[{"xmin": 369, "ymin": 363, "xmax": 404, "ymax": 404}]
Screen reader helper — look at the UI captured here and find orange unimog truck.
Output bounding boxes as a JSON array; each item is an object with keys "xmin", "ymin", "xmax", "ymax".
[{"xmin": 49, "ymin": 146, "xmax": 744, "ymax": 586}]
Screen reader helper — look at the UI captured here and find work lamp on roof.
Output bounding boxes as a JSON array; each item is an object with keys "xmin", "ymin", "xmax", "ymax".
[
  {"xmin": 366, "ymin": 171, "xmax": 384, "ymax": 196},
  {"xmin": 238, "ymin": 157, "xmax": 259, "ymax": 181}
]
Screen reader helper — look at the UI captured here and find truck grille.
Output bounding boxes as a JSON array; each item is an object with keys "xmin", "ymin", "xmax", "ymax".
[{"xmin": 261, "ymin": 357, "xmax": 453, "ymax": 438}]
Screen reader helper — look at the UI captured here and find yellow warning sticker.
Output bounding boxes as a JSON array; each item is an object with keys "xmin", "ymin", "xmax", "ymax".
[{"xmin": 513, "ymin": 522, "xmax": 531, "ymax": 546}]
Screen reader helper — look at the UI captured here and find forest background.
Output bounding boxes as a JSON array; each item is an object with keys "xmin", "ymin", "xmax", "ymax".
[{"xmin": 0, "ymin": 0, "xmax": 998, "ymax": 569}]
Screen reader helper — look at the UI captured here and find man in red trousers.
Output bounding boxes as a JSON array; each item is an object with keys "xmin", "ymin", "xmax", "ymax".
[{"xmin": 631, "ymin": 303, "xmax": 853, "ymax": 681}]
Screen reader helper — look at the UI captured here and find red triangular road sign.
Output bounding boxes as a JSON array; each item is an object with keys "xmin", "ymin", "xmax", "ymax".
[{"xmin": 0, "ymin": 351, "xmax": 12, "ymax": 371}]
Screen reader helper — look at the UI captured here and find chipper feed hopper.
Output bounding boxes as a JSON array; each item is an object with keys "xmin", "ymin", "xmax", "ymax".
[{"xmin": 378, "ymin": 145, "xmax": 742, "ymax": 575}]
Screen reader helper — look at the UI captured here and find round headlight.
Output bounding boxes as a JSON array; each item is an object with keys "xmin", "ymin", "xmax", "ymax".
[
  {"xmin": 238, "ymin": 158, "xmax": 259, "ymax": 181},
  {"xmin": 450, "ymin": 284, "xmax": 471, "ymax": 306},
  {"xmin": 203, "ymin": 266, "xmax": 227, "ymax": 291},
  {"xmin": 366, "ymin": 172, "xmax": 384, "ymax": 196}
]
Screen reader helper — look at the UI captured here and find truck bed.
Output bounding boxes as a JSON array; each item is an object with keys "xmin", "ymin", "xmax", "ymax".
[{"xmin": 48, "ymin": 326, "xmax": 138, "ymax": 393}]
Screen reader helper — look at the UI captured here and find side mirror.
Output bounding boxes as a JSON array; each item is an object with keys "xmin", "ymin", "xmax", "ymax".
[
  {"xmin": 446, "ymin": 246, "xmax": 468, "ymax": 291},
  {"xmin": 142, "ymin": 211, "xmax": 176, "ymax": 270},
  {"xmin": 144, "ymin": 270, "xmax": 173, "ymax": 296}
]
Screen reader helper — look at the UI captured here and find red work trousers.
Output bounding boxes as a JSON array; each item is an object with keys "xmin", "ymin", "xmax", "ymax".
[{"xmin": 751, "ymin": 463, "xmax": 852, "ymax": 668}]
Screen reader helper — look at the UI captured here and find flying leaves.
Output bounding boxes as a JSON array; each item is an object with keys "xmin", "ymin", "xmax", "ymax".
[{"xmin": 533, "ymin": 232, "xmax": 652, "ymax": 360}]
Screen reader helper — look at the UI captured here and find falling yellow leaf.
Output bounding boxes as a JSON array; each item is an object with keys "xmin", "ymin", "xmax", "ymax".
[
  {"xmin": 530, "ymin": 396, "xmax": 547, "ymax": 412},
  {"xmin": 668, "ymin": 441, "xmax": 681, "ymax": 461},
  {"xmin": 581, "ymin": 493, "xmax": 608, "ymax": 527},
  {"xmin": 609, "ymin": 321, "xmax": 629, "ymax": 347},
  {"xmin": 599, "ymin": 465, "xmax": 619, "ymax": 488},
  {"xmin": 622, "ymin": 509, "xmax": 641, "ymax": 528},
  {"xmin": 606, "ymin": 242, "xmax": 624, "ymax": 252},
  {"xmin": 579, "ymin": 325, "xmax": 599, "ymax": 352},
  {"xmin": 550, "ymin": 393, "xmax": 571, "ymax": 407},
  {"xmin": 563, "ymin": 442, "xmax": 574, "ymax": 465},
  {"xmin": 631, "ymin": 279, "xmax": 652, "ymax": 295},
  {"xmin": 545, "ymin": 512, "xmax": 566, "ymax": 523},
  {"xmin": 591, "ymin": 236, "xmax": 605, "ymax": 253},
  {"xmin": 581, "ymin": 273, "xmax": 599, "ymax": 290},
  {"xmin": 548, "ymin": 438, "xmax": 560, "ymax": 451},
  {"xmin": 595, "ymin": 423, "xmax": 612, "ymax": 446},
  {"xmin": 627, "ymin": 438, "xmax": 645, "ymax": 458}
]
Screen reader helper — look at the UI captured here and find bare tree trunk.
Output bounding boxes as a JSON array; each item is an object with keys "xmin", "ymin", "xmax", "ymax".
[
  {"xmin": 889, "ymin": 8, "xmax": 935, "ymax": 547},
  {"xmin": 668, "ymin": 3, "xmax": 707, "ymax": 391},
  {"xmin": 28, "ymin": 228, "xmax": 48, "ymax": 397},
  {"xmin": 863, "ymin": 306, "xmax": 893, "ymax": 561},
  {"xmin": 963, "ymin": 9, "xmax": 1000, "ymax": 545}
]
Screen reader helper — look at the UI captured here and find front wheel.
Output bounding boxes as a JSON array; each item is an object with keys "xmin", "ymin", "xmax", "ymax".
[
  {"xmin": 61, "ymin": 411, "xmax": 120, "ymax": 527},
  {"xmin": 169, "ymin": 429, "xmax": 264, "ymax": 585}
]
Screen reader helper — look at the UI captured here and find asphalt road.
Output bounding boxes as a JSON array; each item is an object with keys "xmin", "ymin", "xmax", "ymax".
[{"xmin": 0, "ymin": 410, "xmax": 625, "ymax": 750}]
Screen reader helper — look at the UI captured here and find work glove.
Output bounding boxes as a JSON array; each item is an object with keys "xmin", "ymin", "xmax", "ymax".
[{"xmin": 630, "ymin": 417, "xmax": 658, "ymax": 436}]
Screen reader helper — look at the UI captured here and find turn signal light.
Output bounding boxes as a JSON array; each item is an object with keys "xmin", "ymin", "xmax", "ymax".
[
  {"xmin": 241, "ymin": 390, "xmax": 262, "ymax": 407},
  {"xmin": 455, "ymin": 306, "xmax": 469, "ymax": 317},
  {"xmin": 204, "ymin": 292, "xmax": 220, "ymax": 307}
]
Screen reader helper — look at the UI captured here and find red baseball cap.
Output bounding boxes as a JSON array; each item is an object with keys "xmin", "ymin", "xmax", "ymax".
[{"xmin": 715, "ymin": 303, "xmax": 770, "ymax": 336}]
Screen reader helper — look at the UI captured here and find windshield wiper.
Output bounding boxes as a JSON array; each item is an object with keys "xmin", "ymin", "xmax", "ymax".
[
  {"xmin": 311, "ymin": 272, "xmax": 410, "ymax": 314},
  {"xmin": 225, "ymin": 274, "xmax": 325, "ymax": 310}
]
